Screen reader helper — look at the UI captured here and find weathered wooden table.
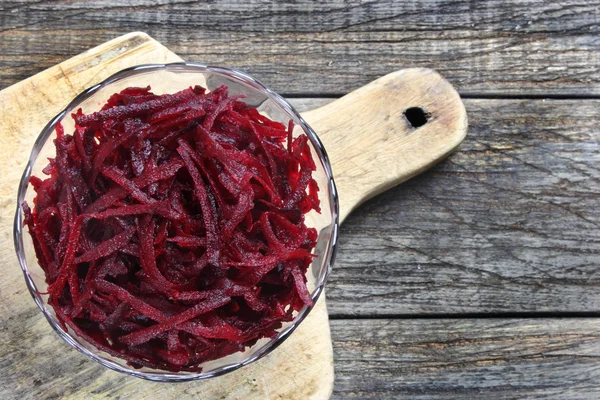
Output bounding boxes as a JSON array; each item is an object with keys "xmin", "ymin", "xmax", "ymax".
[{"xmin": 1, "ymin": 1, "xmax": 599, "ymax": 399}]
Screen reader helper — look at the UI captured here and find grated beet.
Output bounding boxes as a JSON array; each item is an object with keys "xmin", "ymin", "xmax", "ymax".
[{"xmin": 24, "ymin": 85, "xmax": 320, "ymax": 372}]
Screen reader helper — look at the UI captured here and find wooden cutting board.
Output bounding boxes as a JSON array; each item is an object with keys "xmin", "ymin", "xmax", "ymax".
[{"xmin": 0, "ymin": 32, "xmax": 466, "ymax": 400}]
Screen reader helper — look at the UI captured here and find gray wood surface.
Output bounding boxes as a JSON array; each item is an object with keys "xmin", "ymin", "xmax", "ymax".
[
  {"xmin": 289, "ymin": 98, "xmax": 600, "ymax": 316},
  {"xmin": 2, "ymin": 0, "xmax": 600, "ymax": 398},
  {"xmin": 331, "ymin": 318, "xmax": 600, "ymax": 399},
  {"xmin": 1, "ymin": 0, "xmax": 600, "ymax": 95}
]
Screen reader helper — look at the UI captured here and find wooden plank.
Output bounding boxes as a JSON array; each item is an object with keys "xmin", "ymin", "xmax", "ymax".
[
  {"xmin": 288, "ymin": 98, "xmax": 600, "ymax": 315},
  {"xmin": 1, "ymin": 1, "xmax": 599, "ymax": 95},
  {"xmin": 0, "ymin": 33, "xmax": 333, "ymax": 400},
  {"xmin": 330, "ymin": 318, "xmax": 600, "ymax": 399}
]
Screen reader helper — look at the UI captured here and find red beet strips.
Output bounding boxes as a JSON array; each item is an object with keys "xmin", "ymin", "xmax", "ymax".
[{"xmin": 24, "ymin": 85, "xmax": 320, "ymax": 372}]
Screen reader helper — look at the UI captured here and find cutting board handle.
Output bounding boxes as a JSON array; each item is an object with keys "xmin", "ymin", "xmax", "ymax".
[{"xmin": 302, "ymin": 68, "xmax": 468, "ymax": 223}]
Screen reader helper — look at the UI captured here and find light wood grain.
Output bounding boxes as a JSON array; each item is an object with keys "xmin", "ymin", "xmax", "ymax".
[
  {"xmin": 303, "ymin": 68, "xmax": 467, "ymax": 222},
  {"xmin": 0, "ymin": 298, "xmax": 333, "ymax": 400},
  {"xmin": 1, "ymin": 1, "xmax": 599, "ymax": 95},
  {"xmin": 0, "ymin": 32, "xmax": 334, "ymax": 400},
  {"xmin": 288, "ymin": 97, "xmax": 600, "ymax": 316},
  {"xmin": 331, "ymin": 318, "xmax": 600, "ymax": 399}
]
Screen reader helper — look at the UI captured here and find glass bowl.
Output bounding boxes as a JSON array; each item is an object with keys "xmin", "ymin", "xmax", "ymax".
[{"xmin": 13, "ymin": 63, "xmax": 339, "ymax": 382}]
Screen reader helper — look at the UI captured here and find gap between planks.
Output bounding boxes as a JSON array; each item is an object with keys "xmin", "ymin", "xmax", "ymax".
[{"xmin": 329, "ymin": 312, "xmax": 600, "ymax": 320}]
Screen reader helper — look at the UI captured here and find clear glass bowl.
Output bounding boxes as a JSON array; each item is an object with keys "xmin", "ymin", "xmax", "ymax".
[{"xmin": 13, "ymin": 63, "xmax": 339, "ymax": 382}]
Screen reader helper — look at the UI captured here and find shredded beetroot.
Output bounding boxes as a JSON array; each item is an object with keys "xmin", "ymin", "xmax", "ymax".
[{"xmin": 24, "ymin": 85, "xmax": 320, "ymax": 371}]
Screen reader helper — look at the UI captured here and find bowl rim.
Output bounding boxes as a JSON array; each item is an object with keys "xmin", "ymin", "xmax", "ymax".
[{"xmin": 13, "ymin": 62, "xmax": 340, "ymax": 382}]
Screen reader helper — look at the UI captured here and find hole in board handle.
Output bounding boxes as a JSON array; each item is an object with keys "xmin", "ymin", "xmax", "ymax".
[{"xmin": 404, "ymin": 107, "xmax": 430, "ymax": 128}]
